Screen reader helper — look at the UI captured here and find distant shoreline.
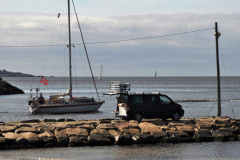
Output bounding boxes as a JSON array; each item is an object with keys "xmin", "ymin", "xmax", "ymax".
[{"xmin": 0, "ymin": 69, "xmax": 35, "ymax": 77}]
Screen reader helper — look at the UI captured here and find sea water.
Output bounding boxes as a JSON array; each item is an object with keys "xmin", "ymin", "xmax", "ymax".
[{"xmin": 0, "ymin": 76, "xmax": 240, "ymax": 160}]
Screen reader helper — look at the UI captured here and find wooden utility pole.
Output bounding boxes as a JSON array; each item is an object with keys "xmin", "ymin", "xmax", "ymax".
[{"xmin": 215, "ymin": 22, "xmax": 221, "ymax": 116}]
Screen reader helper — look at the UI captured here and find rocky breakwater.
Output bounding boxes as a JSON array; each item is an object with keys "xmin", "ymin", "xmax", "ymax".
[
  {"xmin": 0, "ymin": 116, "xmax": 240, "ymax": 150},
  {"xmin": 0, "ymin": 77, "xmax": 24, "ymax": 95}
]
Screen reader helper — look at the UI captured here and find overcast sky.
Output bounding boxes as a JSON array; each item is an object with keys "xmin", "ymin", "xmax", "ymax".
[{"xmin": 0, "ymin": 0, "xmax": 240, "ymax": 77}]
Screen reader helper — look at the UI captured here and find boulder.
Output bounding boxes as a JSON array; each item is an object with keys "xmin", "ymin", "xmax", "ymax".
[
  {"xmin": 78, "ymin": 125, "xmax": 95, "ymax": 132},
  {"xmin": 120, "ymin": 128, "xmax": 141, "ymax": 135},
  {"xmin": 108, "ymin": 129, "xmax": 131, "ymax": 145},
  {"xmin": 131, "ymin": 134, "xmax": 158, "ymax": 144},
  {"xmin": 87, "ymin": 134, "xmax": 113, "ymax": 146},
  {"xmin": 109, "ymin": 130, "xmax": 122, "ymax": 137},
  {"xmin": 230, "ymin": 119, "xmax": 240, "ymax": 127},
  {"xmin": 17, "ymin": 132, "xmax": 41, "ymax": 145},
  {"xmin": 139, "ymin": 122, "xmax": 162, "ymax": 134},
  {"xmin": 90, "ymin": 129, "xmax": 109, "ymax": 135},
  {"xmin": 2, "ymin": 132, "xmax": 19, "ymax": 144},
  {"xmin": 38, "ymin": 131, "xmax": 57, "ymax": 147},
  {"xmin": 114, "ymin": 134, "xmax": 132, "ymax": 145},
  {"xmin": 211, "ymin": 130, "xmax": 238, "ymax": 141},
  {"xmin": 195, "ymin": 122, "xmax": 215, "ymax": 130},
  {"xmin": 96, "ymin": 124, "xmax": 118, "ymax": 130},
  {"xmin": 15, "ymin": 127, "xmax": 38, "ymax": 134},
  {"xmin": 114, "ymin": 122, "xmax": 139, "ymax": 130},
  {"xmin": 175, "ymin": 125, "xmax": 195, "ymax": 136},
  {"xmin": 61, "ymin": 128, "xmax": 89, "ymax": 137},
  {"xmin": 165, "ymin": 131, "xmax": 193, "ymax": 143},
  {"xmin": 160, "ymin": 126, "xmax": 171, "ymax": 131},
  {"xmin": 99, "ymin": 118, "xmax": 114, "ymax": 124},
  {"xmin": 151, "ymin": 132, "xmax": 167, "ymax": 141},
  {"xmin": 69, "ymin": 136, "xmax": 87, "ymax": 146},
  {"xmin": 1, "ymin": 125, "xmax": 18, "ymax": 133},
  {"xmin": 54, "ymin": 130, "xmax": 69, "ymax": 146},
  {"xmin": 194, "ymin": 129, "xmax": 214, "ymax": 142}
]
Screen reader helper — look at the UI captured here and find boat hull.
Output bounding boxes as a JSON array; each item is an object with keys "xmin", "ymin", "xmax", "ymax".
[{"xmin": 28, "ymin": 101, "xmax": 104, "ymax": 114}]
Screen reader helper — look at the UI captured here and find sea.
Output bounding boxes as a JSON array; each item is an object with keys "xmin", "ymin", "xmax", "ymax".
[{"xmin": 0, "ymin": 76, "xmax": 240, "ymax": 160}]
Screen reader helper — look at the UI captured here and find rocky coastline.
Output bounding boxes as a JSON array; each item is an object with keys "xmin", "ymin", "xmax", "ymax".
[
  {"xmin": 0, "ymin": 77, "xmax": 24, "ymax": 95},
  {"xmin": 0, "ymin": 116, "xmax": 239, "ymax": 150}
]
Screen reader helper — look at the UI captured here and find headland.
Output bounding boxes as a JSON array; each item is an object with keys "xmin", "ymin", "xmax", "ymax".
[{"xmin": 0, "ymin": 77, "xmax": 24, "ymax": 95}]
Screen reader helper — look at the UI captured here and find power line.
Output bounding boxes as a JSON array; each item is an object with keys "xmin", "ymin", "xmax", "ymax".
[{"xmin": 0, "ymin": 27, "xmax": 214, "ymax": 48}]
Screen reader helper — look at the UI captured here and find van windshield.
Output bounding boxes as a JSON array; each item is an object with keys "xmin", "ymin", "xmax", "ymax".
[{"xmin": 118, "ymin": 95, "xmax": 128, "ymax": 103}]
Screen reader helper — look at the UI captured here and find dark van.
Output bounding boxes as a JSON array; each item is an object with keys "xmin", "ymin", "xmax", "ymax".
[{"xmin": 115, "ymin": 92, "xmax": 184, "ymax": 121}]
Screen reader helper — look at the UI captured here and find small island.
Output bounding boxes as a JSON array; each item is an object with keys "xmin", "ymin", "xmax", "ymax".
[
  {"xmin": 0, "ymin": 77, "xmax": 24, "ymax": 95},
  {"xmin": 0, "ymin": 69, "xmax": 34, "ymax": 77}
]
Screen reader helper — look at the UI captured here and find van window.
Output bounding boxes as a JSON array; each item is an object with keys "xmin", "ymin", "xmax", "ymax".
[
  {"xmin": 159, "ymin": 96, "xmax": 171, "ymax": 104},
  {"xmin": 130, "ymin": 95, "xmax": 143, "ymax": 105},
  {"xmin": 118, "ymin": 95, "xmax": 128, "ymax": 103},
  {"xmin": 144, "ymin": 96, "xmax": 159, "ymax": 104}
]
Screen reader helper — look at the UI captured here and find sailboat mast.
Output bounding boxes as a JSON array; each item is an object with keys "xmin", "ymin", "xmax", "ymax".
[{"xmin": 68, "ymin": 0, "xmax": 72, "ymax": 101}]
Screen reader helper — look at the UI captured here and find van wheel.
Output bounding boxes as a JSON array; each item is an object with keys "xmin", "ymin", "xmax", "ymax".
[
  {"xmin": 134, "ymin": 112, "xmax": 143, "ymax": 122},
  {"xmin": 172, "ymin": 112, "xmax": 180, "ymax": 121}
]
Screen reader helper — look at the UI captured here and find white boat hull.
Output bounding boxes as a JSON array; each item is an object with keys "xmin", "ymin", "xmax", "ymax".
[{"xmin": 28, "ymin": 101, "xmax": 104, "ymax": 114}]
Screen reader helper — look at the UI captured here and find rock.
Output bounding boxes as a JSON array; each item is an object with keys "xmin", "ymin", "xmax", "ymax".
[
  {"xmin": 87, "ymin": 134, "xmax": 113, "ymax": 146},
  {"xmin": 114, "ymin": 122, "xmax": 139, "ymax": 130},
  {"xmin": 2, "ymin": 132, "xmax": 19, "ymax": 144},
  {"xmin": 230, "ymin": 119, "xmax": 240, "ymax": 127},
  {"xmin": 165, "ymin": 131, "xmax": 193, "ymax": 143},
  {"xmin": 175, "ymin": 125, "xmax": 195, "ymax": 136},
  {"xmin": 195, "ymin": 122, "xmax": 215, "ymax": 130},
  {"xmin": 168, "ymin": 122, "xmax": 186, "ymax": 127},
  {"xmin": 194, "ymin": 129, "xmax": 214, "ymax": 142},
  {"xmin": 34, "ymin": 124, "xmax": 55, "ymax": 133},
  {"xmin": 211, "ymin": 130, "xmax": 238, "ymax": 141},
  {"xmin": 138, "ymin": 122, "xmax": 162, "ymax": 134},
  {"xmin": 96, "ymin": 124, "xmax": 118, "ymax": 130},
  {"xmin": 160, "ymin": 126, "xmax": 171, "ymax": 131},
  {"xmin": 152, "ymin": 132, "xmax": 167, "ymax": 141},
  {"xmin": 120, "ymin": 128, "xmax": 141, "ymax": 135},
  {"xmin": 99, "ymin": 118, "xmax": 114, "ymax": 124},
  {"xmin": 131, "ymin": 134, "xmax": 158, "ymax": 144},
  {"xmin": 78, "ymin": 125, "xmax": 95, "ymax": 132},
  {"xmin": 15, "ymin": 127, "xmax": 38, "ymax": 134},
  {"xmin": 17, "ymin": 132, "xmax": 41, "ymax": 145},
  {"xmin": 61, "ymin": 128, "xmax": 89, "ymax": 137},
  {"xmin": 69, "ymin": 136, "xmax": 87, "ymax": 146},
  {"xmin": 0, "ymin": 125, "xmax": 18, "ymax": 133},
  {"xmin": 166, "ymin": 130, "xmax": 190, "ymax": 138},
  {"xmin": 54, "ymin": 130, "xmax": 69, "ymax": 146},
  {"xmin": 38, "ymin": 131, "xmax": 57, "ymax": 147},
  {"xmin": 114, "ymin": 134, "xmax": 132, "ymax": 145},
  {"xmin": 108, "ymin": 130, "xmax": 131, "ymax": 145},
  {"xmin": 109, "ymin": 130, "xmax": 122, "ymax": 137},
  {"xmin": 0, "ymin": 137, "xmax": 6, "ymax": 149},
  {"xmin": 90, "ymin": 129, "xmax": 109, "ymax": 135},
  {"xmin": 0, "ymin": 78, "xmax": 24, "ymax": 95}
]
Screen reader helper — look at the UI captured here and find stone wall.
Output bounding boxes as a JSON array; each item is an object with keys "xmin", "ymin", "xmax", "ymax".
[{"xmin": 0, "ymin": 116, "xmax": 239, "ymax": 150}]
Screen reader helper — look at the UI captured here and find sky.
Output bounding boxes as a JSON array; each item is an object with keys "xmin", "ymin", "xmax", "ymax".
[{"xmin": 0, "ymin": 0, "xmax": 240, "ymax": 77}]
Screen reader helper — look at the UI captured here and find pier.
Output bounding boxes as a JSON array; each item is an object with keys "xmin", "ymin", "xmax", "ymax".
[{"xmin": 0, "ymin": 116, "xmax": 240, "ymax": 150}]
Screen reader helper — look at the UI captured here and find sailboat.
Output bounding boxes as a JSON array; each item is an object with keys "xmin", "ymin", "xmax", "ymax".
[
  {"xmin": 155, "ymin": 71, "xmax": 157, "ymax": 78},
  {"xmin": 98, "ymin": 65, "xmax": 103, "ymax": 80},
  {"xmin": 27, "ymin": 0, "xmax": 104, "ymax": 114}
]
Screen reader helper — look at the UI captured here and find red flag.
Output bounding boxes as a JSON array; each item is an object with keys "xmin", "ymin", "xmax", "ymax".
[
  {"xmin": 40, "ymin": 76, "xmax": 49, "ymax": 86},
  {"xmin": 58, "ymin": 13, "xmax": 60, "ymax": 18}
]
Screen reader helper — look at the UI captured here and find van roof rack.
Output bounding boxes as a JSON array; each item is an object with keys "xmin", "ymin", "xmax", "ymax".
[{"xmin": 129, "ymin": 92, "xmax": 161, "ymax": 95}]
